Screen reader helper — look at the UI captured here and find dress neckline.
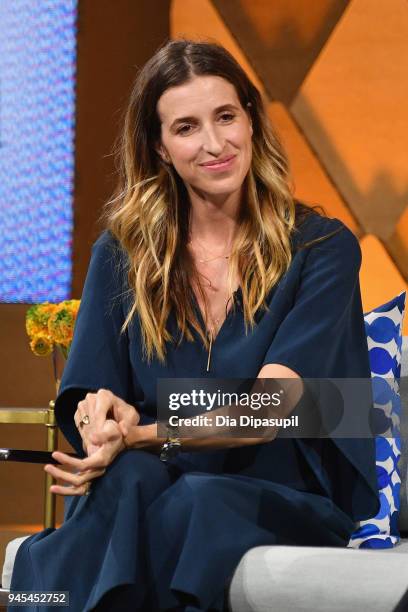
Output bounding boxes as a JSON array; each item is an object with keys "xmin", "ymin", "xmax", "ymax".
[{"xmin": 190, "ymin": 287, "xmax": 242, "ymax": 372}]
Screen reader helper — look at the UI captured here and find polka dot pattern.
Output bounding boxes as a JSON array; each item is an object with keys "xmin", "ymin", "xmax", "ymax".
[{"xmin": 348, "ymin": 291, "xmax": 406, "ymax": 549}]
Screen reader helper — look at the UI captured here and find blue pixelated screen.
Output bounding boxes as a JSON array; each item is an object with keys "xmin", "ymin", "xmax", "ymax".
[{"xmin": 0, "ymin": 0, "xmax": 77, "ymax": 302}]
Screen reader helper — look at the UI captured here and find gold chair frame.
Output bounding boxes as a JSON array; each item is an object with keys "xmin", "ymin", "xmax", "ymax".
[{"xmin": 0, "ymin": 401, "xmax": 58, "ymax": 529}]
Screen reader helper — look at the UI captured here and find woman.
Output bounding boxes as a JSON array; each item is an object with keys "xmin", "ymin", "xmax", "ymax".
[{"xmin": 9, "ymin": 40, "xmax": 379, "ymax": 612}]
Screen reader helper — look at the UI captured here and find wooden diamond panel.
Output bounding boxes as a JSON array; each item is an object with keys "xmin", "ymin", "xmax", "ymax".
[
  {"xmin": 360, "ymin": 235, "xmax": 407, "ymax": 334},
  {"xmin": 268, "ymin": 102, "xmax": 359, "ymax": 234},
  {"xmin": 171, "ymin": 0, "xmax": 264, "ymax": 92},
  {"xmin": 291, "ymin": 0, "xmax": 408, "ymax": 241},
  {"xmin": 171, "ymin": 0, "xmax": 407, "ymax": 314}
]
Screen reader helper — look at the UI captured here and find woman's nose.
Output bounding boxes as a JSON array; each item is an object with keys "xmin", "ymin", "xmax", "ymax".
[{"xmin": 201, "ymin": 124, "xmax": 224, "ymax": 155}]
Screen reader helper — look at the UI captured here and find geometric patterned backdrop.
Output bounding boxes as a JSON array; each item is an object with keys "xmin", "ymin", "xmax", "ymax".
[
  {"xmin": 171, "ymin": 0, "xmax": 408, "ymax": 332},
  {"xmin": 0, "ymin": 0, "xmax": 76, "ymax": 303}
]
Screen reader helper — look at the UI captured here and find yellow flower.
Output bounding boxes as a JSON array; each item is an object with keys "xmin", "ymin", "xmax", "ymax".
[
  {"xmin": 30, "ymin": 333, "xmax": 54, "ymax": 357},
  {"xmin": 26, "ymin": 303, "xmax": 57, "ymax": 337},
  {"xmin": 26, "ymin": 300, "xmax": 80, "ymax": 357},
  {"xmin": 26, "ymin": 319, "xmax": 43, "ymax": 337},
  {"xmin": 48, "ymin": 300, "xmax": 80, "ymax": 348}
]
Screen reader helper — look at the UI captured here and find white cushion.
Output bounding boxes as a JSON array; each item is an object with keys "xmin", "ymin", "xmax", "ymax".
[{"xmin": 2, "ymin": 536, "xmax": 31, "ymax": 589}]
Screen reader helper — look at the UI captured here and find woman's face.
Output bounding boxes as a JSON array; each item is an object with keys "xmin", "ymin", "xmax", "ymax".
[{"xmin": 156, "ymin": 75, "xmax": 253, "ymax": 200}]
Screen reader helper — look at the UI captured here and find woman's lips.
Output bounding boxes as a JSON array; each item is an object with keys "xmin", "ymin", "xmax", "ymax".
[{"xmin": 199, "ymin": 155, "xmax": 236, "ymax": 172}]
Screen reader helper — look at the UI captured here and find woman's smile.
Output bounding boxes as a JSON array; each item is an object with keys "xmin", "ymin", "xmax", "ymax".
[{"xmin": 199, "ymin": 154, "xmax": 236, "ymax": 172}]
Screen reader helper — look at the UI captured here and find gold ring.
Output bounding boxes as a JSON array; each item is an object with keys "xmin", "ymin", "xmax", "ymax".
[{"xmin": 79, "ymin": 414, "xmax": 90, "ymax": 429}]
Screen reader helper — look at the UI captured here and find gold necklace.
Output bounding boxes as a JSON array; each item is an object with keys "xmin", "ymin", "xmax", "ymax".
[
  {"xmin": 188, "ymin": 234, "xmax": 233, "ymax": 264},
  {"xmin": 187, "ymin": 233, "xmax": 236, "ymax": 371},
  {"xmin": 206, "ymin": 333, "xmax": 213, "ymax": 372},
  {"xmin": 205, "ymin": 295, "xmax": 234, "ymax": 372}
]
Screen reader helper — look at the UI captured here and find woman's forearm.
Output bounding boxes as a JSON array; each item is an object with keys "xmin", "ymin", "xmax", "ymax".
[
  {"xmin": 123, "ymin": 422, "xmax": 277, "ymax": 453},
  {"xmin": 123, "ymin": 377, "xmax": 303, "ymax": 453}
]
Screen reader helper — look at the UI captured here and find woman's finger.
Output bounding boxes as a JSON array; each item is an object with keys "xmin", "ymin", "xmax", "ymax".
[
  {"xmin": 45, "ymin": 463, "xmax": 105, "ymax": 486},
  {"xmin": 75, "ymin": 397, "xmax": 98, "ymax": 453},
  {"xmin": 76, "ymin": 395, "xmax": 95, "ymax": 428},
  {"xmin": 74, "ymin": 399, "xmax": 87, "ymax": 428},
  {"xmin": 90, "ymin": 418, "xmax": 123, "ymax": 446},
  {"xmin": 49, "ymin": 482, "xmax": 92, "ymax": 497},
  {"xmin": 114, "ymin": 397, "xmax": 140, "ymax": 428},
  {"xmin": 51, "ymin": 449, "xmax": 108, "ymax": 471},
  {"xmin": 44, "ymin": 463, "xmax": 105, "ymax": 487},
  {"xmin": 118, "ymin": 421, "xmax": 128, "ymax": 437},
  {"xmin": 93, "ymin": 389, "xmax": 115, "ymax": 433},
  {"xmin": 90, "ymin": 428, "xmax": 120, "ymax": 445},
  {"xmin": 86, "ymin": 443, "xmax": 101, "ymax": 456}
]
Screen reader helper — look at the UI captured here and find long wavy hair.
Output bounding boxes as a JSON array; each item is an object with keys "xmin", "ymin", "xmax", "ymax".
[{"xmin": 101, "ymin": 39, "xmax": 334, "ymax": 363}]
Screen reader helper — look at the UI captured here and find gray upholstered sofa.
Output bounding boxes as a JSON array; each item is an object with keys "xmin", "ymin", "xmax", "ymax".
[
  {"xmin": 2, "ymin": 339, "xmax": 408, "ymax": 612},
  {"xmin": 228, "ymin": 337, "xmax": 408, "ymax": 612}
]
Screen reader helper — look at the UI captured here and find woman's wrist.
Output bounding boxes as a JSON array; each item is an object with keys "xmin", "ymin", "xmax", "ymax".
[
  {"xmin": 123, "ymin": 423, "xmax": 165, "ymax": 451},
  {"xmin": 122, "ymin": 423, "xmax": 270, "ymax": 453}
]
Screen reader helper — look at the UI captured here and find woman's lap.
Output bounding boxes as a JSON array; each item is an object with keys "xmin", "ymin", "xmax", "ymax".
[
  {"xmin": 142, "ymin": 469, "xmax": 354, "ymax": 611},
  {"xmin": 9, "ymin": 450, "xmax": 174, "ymax": 611},
  {"xmin": 9, "ymin": 449, "xmax": 354, "ymax": 612}
]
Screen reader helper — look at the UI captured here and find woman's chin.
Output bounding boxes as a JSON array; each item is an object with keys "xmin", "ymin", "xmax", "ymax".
[{"xmin": 190, "ymin": 178, "xmax": 244, "ymax": 200}]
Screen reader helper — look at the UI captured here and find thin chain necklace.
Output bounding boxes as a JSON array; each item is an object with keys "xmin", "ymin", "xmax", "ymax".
[
  {"xmin": 206, "ymin": 294, "xmax": 233, "ymax": 372},
  {"xmin": 188, "ymin": 232, "xmax": 236, "ymax": 371},
  {"xmin": 195, "ymin": 271, "xmax": 233, "ymax": 369},
  {"xmin": 188, "ymin": 233, "xmax": 233, "ymax": 263}
]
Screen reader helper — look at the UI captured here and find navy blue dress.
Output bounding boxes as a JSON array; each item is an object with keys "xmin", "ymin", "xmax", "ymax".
[{"xmin": 9, "ymin": 208, "xmax": 380, "ymax": 612}]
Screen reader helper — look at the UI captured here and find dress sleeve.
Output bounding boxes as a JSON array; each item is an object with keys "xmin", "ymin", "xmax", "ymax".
[
  {"xmin": 262, "ymin": 218, "xmax": 380, "ymax": 521},
  {"xmin": 262, "ymin": 219, "xmax": 369, "ymax": 379},
  {"xmin": 54, "ymin": 231, "xmax": 137, "ymax": 456}
]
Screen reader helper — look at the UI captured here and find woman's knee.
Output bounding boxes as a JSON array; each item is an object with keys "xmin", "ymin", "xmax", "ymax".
[
  {"xmin": 148, "ymin": 472, "xmax": 221, "ymax": 516},
  {"xmin": 176, "ymin": 472, "xmax": 222, "ymax": 498},
  {"xmin": 100, "ymin": 449, "xmax": 172, "ymax": 501}
]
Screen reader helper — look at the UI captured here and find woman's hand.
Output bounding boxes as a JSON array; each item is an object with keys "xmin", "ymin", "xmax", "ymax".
[
  {"xmin": 74, "ymin": 389, "xmax": 140, "ymax": 456},
  {"xmin": 44, "ymin": 418, "xmax": 126, "ymax": 496},
  {"xmin": 45, "ymin": 390, "xmax": 142, "ymax": 496}
]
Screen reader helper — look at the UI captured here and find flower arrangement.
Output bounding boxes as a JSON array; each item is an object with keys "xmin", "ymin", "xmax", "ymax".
[{"xmin": 26, "ymin": 300, "xmax": 80, "ymax": 359}]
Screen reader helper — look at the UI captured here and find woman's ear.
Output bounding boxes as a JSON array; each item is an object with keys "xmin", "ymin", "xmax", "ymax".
[{"xmin": 156, "ymin": 143, "xmax": 171, "ymax": 164}]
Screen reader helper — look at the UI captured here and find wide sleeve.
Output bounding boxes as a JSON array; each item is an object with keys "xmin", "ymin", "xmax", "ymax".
[
  {"xmin": 262, "ymin": 219, "xmax": 369, "ymax": 379},
  {"xmin": 54, "ymin": 230, "xmax": 138, "ymax": 456},
  {"xmin": 262, "ymin": 218, "xmax": 380, "ymax": 521}
]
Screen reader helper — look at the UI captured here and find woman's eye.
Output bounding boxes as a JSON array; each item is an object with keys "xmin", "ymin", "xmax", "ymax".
[
  {"xmin": 177, "ymin": 124, "xmax": 193, "ymax": 135},
  {"xmin": 176, "ymin": 114, "xmax": 235, "ymax": 135},
  {"xmin": 219, "ymin": 113, "xmax": 235, "ymax": 122}
]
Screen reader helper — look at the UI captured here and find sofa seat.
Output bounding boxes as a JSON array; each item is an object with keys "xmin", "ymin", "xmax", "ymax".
[
  {"xmin": 229, "ymin": 538, "xmax": 408, "ymax": 612},
  {"xmin": 3, "ymin": 536, "xmax": 408, "ymax": 611}
]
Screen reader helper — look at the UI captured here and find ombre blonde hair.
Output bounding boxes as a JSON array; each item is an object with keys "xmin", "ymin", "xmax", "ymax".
[{"xmin": 101, "ymin": 39, "xmax": 334, "ymax": 363}]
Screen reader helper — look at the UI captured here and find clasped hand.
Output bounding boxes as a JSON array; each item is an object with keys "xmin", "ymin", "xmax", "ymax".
[{"xmin": 44, "ymin": 389, "xmax": 139, "ymax": 497}]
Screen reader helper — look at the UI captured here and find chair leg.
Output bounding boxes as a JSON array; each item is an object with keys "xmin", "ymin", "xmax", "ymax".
[{"xmin": 44, "ymin": 400, "xmax": 58, "ymax": 529}]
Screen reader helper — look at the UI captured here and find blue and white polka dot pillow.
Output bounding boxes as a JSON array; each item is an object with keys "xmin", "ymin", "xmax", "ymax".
[{"xmin": 348, "ymin": 291, "xmax": 406, "ymax": 549}]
